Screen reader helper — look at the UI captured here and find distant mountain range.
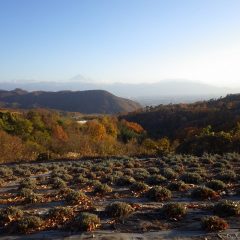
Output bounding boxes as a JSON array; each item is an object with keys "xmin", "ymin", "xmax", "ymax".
[
  {"xmin": 0, "ymin": 80, "xmax": 234, "ymax": 105},
  {"xmin": 0, "ymin": 89, "xmax": 141, "ymax": 114}
]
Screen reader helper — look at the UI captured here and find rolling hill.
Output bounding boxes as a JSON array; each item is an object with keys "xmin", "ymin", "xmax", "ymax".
[
  {"xmin": 0, "ymin": 89, "xmax": 141, "ymax": 114},
  {"xmin": 0, "ymin": 80, "xmax": 233, "ymax": 105}
]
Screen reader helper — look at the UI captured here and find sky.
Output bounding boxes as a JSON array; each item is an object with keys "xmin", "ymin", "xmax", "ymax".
[{"xmin": 0, "ymin": 0, "xmax": 240, "ymax": 87}]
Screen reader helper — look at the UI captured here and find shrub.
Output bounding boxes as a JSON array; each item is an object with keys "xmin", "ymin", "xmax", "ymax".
[
  {"xmin": 51, "ymin": 177, "xmax": 67, "ymax": 189},
  {"xmin": 19, "ymin": 188, "xmax": 34, "ymax": 198},
  {"xmin": 130, "ymin": 182, "xmax": 149, "ymax": 193},
  {"xmin": 162, "ymin": 168, "xmax": 177, "ymax": 179},
  {"xmin": 25, "ymin": 193, "xmax": 42, "ymax": 204},
  {"xmin": 71, "ymin": 212, "xmax": 100, "ymax": 231},
  {"xmin": 213, "ymin": 162, "xmax": 226, "ymax": 169},
  {"xmin": 216, "ymin": 170, "xmax": 236, "ymax": 183},
  {"xmin": 19, "ymin": 178, "xmax": 37, "ymax": 190},
  {"xmin": 116, "ymin": 176, "xmax": 135, "ymax": 186},
  {"xmin": 134, "ymin": 168, "xmax": 150, "ymax": 181},
  {"xmin": 61, "ymin": 173, "xmax": 73, "ymax": 182},
  {"xmin": 213, "ymin": 200, "xmax": 240, "ymax": 217},
  {"xmin": 162, "ymin": 203, "xmax": 187, "ymax": 220},
  {"xmin": 201, "ymin": 216, "xmax": 228, "ymax": 231},
  {"xmin": 47, "ymin": 207, "xmax": 74, "ymax": 223},
  {"xmin": 147, "ymin": 167, "xmax": 159, "ymax": 174},
  {"xmin": 93, "ymin": 183, "xmax": 112, "ymax": 195},
  {"xmin": 123, "ymin": 168, "xmax": 134, "ymax": 176},
  {"xmin": 14, "ymin": 167, "xmax": 31, "ymax": 177},
  {"xmin": 16, "ymin": 216, "xmax": 43, "ymax": 233},
  {"xmin": 106, "ymin": 202, "xmax": 134, "ymax": 219},
  {"xmin": 73, "ymin": 176, "xmax": 88, "ymax": 185},
  {"xmin": 113, "ymin": 170, "xmax": 124, "ymax": 178},
  {"xmin": 191, "ymin": 187, "xmax": 218, "ymax": 200},
  {"xmin": 19, "ymin": 188, "xmax": 42, "ymax": 203},
  {"xmin": 168, "ymin": 181, "xmax": 188, "ymax": 191},
  {"xmin": 146, "ymin": 186, "xmax": 172, "ymax": 201},
  {"xmin": 188, "ymin": 162, "xmax": 200, "ymax": 168},
  {"xmin": 88, "ymin": 180, "xmax": 101, "ymax": 187},
  {"xmin": 57, "ymin": 186, "xmax": 72, "ymax": 197},
  {"xmin": 102, "ymin": 175, "xmax": 115, "ymax": 185},
  {"xmin": 146, "ymin": 174, "xmax": 166, "ymax": 185},
  {"xmin": 0, "ymin": 167, "xmax": 13, "ymax": 178},
  {"xmin": 201, "ymin": 157, "xmax": 214, "ymax": 164},
  {"xmin": 180, "ymin": 173, "xmax": 202, "ymax": 184},
  {"xmin": 0, "ymin": 207, "xmax": 23, "ymax": 227},
  {"xmin": 51, "ymin": 167, "xmax": 68, "ymax": 177},
  {"xmin": 65, "ymin": 190, "xmax": 88, "ymax": 205},
  {"xmin": 206, "ymin": 180, "xmax": 226, "ymax": 191},
  {"xmin": 124, "ymin": 161, "xmax": 135, "ymax": 168}
]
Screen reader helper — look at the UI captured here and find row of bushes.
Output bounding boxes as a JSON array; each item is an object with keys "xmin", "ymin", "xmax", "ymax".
[{"xmin": 1, "ymin": 200, "xmax": 238, "ymax": 233}]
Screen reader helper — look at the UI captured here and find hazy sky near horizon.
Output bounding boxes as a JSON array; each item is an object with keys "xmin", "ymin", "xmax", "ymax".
[{"xmin": 0, "ymin": 0, "xmax": 240, "ymax": 87}]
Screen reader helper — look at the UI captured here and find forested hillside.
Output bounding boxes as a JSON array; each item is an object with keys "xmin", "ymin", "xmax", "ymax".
[
  {"xmin": 122, "ymin": 94, "xmax": 240, "ymax": 155},
  {"xmin": 0, "ymin": 109, "xmax": 170, "ymax": 163},
  {"xmin": 0, "ymin": 89, "xmax": 141, "ymax": 114}
]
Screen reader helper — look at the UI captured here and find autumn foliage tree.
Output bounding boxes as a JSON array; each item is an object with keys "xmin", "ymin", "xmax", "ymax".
[
  {"xmin": 141, "ymin": 138, "xmax": 170, "ymax": 155},
  {"xmin": 0, "ymin": 131, "xmax": 25, "ymax": 163},
  {"xmin": 122, "ymin": 120, "xmax": 144, "ymax": 134},
  {"xmin": 84, "ymin": 120, "xmax": 107, "ymax": 141},
  {"xmin": 52, "ymin": 125, "xmax": 68, "ymax": 142},
  {"xmin": 118, "ymin": 120, "xmax": 145, "ymax": 143}
]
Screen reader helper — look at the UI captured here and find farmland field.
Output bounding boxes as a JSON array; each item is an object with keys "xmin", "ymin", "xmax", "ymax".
[{"xmin": 0, "ymin": 154, "xmax": 239, "ymax": 239}]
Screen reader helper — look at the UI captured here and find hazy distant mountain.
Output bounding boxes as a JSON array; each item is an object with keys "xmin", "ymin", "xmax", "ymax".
[
  {"xmin": 0, "ymin": 80, "xmax": 234, "ymax": 105},
  {"xmin": 107, "ymin": 81, "xmax": 230, "ymax": 97},
  {"xmin": 0, "ymin": 89, "xmax": 141, "ymax": 114}
]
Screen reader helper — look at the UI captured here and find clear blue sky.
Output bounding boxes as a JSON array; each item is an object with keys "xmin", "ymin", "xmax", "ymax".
[{"xmin": 0, "ymin": 0, "xmax": 240, "ymax": 86}]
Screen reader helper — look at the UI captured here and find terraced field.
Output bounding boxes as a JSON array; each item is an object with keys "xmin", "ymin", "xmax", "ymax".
[{"xmin": 0, "ymin": 154, "xmax": 240, "ymax": 239}]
